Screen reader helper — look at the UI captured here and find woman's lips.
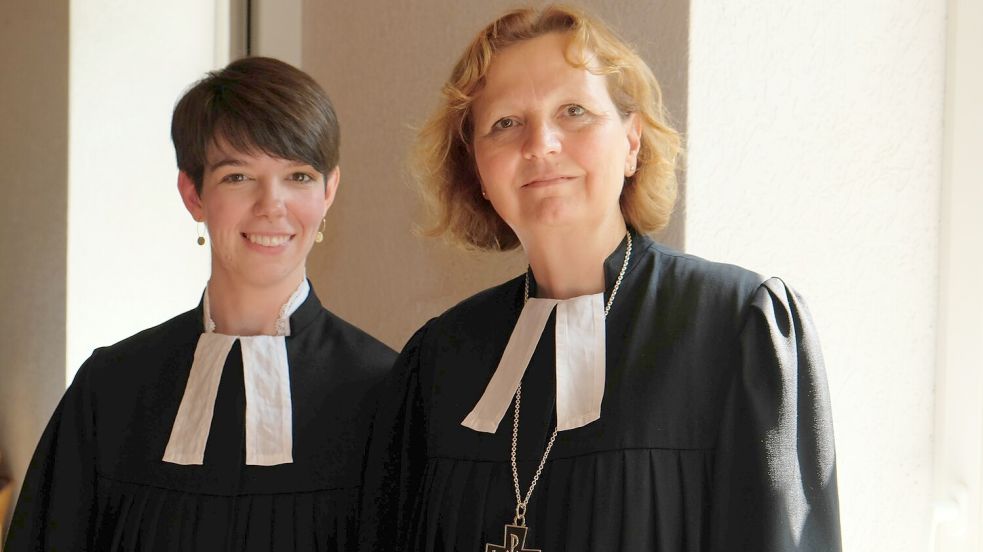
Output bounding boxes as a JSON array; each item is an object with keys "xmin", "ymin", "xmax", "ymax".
[
  {"xmin": 242, "ymin": 233, "xmax": 293, "ymax": 247},
  {"xmin": 523, "ymin": 175, "xmax": 573, "ymax": 188}
]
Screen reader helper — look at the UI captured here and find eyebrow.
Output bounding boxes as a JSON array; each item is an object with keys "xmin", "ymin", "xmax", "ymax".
[
  {"xmin": 207, "ymin": 157, "xmax": 246, "ymax": 172},
  {"xmin": 206, "ymin": 157, "xmax": 315, "ymax": 172}
]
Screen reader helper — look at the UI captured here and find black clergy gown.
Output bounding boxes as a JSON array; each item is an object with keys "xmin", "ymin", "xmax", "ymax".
[
  {"xmin": 6, "ymin": 286, "xmax": 395, "ymax": 551},
  {"xmin": 360, "ymin": 229, "xmax": 841, "ymax": 551}
]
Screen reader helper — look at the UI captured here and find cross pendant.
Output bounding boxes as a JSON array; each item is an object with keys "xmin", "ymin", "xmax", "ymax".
[{"xmin": 485, "ymin": 524, "xmax": 541, "ymax": 552}]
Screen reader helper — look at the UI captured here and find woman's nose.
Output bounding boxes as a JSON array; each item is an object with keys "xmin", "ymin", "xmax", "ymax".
[
  {"xmin": 254, "ymin": 179, "xmax": 287, "ymax": 217},
  {"xmin": 522, "ymin": 120, "xmax": 561, "ymax": 159}
]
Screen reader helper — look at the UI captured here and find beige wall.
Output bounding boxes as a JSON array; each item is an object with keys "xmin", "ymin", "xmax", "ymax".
[
  {"xmin": 0, "ymin": 0, "xmax": 70, "ymax": 533},
  {"xmin": 302, "ymin": 1, "xmax": 689, "ymax": 349}
]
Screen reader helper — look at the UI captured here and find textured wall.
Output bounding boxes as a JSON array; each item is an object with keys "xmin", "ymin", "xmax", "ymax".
[
  {"xmin": 686, "ymin": 1, "xmax": 946, "ymax": 549},
  {"xmin": 302, "ymin": 0, "xmax": 689, "ymax": 349},
  {"xmin": 0, "ymin": 0, "xmax": 69, "ymax": 534}
]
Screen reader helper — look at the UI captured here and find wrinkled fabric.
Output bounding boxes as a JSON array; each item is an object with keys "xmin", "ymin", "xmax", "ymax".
[
  {"xmin": 6, "ymin": 286, "xmax": 395, "ymax": 551},
  {"xmin": 360, "ymin": 230, "xmax": 841, "ymax": 552}
]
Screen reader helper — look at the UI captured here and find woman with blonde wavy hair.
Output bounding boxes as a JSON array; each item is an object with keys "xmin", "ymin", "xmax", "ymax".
[{"xmin": 361, "ymin": 5, "xmax": 840, "ymax": 551}]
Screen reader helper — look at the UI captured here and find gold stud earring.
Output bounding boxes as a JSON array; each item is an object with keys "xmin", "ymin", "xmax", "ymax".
[
  {"xmin": 196, "ymin": 222, "xmax": 206, "ymax": 246},
  {"xmin": 315, "ymin": 218, "xmax": 326, "ymax": 243}
]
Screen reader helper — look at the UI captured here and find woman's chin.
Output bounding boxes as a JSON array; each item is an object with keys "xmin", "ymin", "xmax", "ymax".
[
  {"xmin": 517, "ymin": 198, "xmax": 569, "ymax": 223},
  {"xmin": 519, "ymin": 201, "xmax": 598, "ymax": 232}
]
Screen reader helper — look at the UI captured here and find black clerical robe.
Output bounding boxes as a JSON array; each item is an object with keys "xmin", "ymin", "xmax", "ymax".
[
  {"xmin": 6, "ymin": 287, "xmax": 395, "ymax": 551},
  {"xmin": 360, "ymin": 230, "xmax": 841, "ymax": 551}
]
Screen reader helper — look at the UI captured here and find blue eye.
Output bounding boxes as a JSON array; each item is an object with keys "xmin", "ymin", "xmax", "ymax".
[{"xmin": 565, "ymin": 105, "xmax": 586, "ymax": 117}]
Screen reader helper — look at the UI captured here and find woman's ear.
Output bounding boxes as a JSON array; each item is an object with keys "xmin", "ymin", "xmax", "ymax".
[
  {"xmin": 624, "ymin": 113, "xmax": 642, "ymax": 177},
  {"xmin": 322, "ymin": 166, "xmax": 341, "ymax": 216},
  {"xmin": 177, "ymin": 171, "xmax": 205, "ymax": 221}
]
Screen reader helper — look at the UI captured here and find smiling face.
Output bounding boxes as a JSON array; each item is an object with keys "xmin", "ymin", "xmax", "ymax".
[
  {"xmin": 178, "ymin": 140, "xmax": 338, "ymax": 291},
  {"xmin": 470, "ymin": 32, "xmax": 641, "ymax": 243}
]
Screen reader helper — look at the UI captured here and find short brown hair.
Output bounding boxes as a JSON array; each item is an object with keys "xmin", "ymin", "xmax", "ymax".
[
  {"xmin": 171, "ymin": 57, "xmax": 340, "ymax": 194},
  {"xmin": 417, "ymin": 5, "xmax": 681, "ymax": 250}
]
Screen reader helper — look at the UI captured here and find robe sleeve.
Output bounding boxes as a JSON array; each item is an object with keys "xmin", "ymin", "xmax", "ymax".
[
  {"xmin": 359, "ymin": 322, "xmax": 432, "ymax": 552},
  {"xmin": 710, "ymin": 278, "xmax": 842, "ymax": 551},
  {"xmin": 5, "ymin": 352, "xmax": 100, "ymax": 551}
]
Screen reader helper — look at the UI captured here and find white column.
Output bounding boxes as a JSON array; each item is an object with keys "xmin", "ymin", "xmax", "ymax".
[
  {"xmin": 686, "ymin": 1, "xmax": 946, "ymax": 550},
  {"xmin": 932, "ymin": 0, "xmax": 983, "ymax": 548},
  {"xmin": 66, "ymin": 0, "xmax": 220, "ymax": 379}
]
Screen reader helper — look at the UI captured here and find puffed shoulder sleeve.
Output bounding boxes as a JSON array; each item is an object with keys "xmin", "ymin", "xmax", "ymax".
[
  {"xmin": 5, "ymin": 352, "xmax": 101, "ymax": 551},
  {"xmin": 359, "ymin": 321, "xmax": 433, "ymax": 552},
  {"xmin": 710, "ymin": 278, "xmax": 841, "ymax": 551}
]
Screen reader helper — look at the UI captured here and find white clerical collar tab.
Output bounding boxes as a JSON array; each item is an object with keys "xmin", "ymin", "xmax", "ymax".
[
  {"xmin": 461, "ymin": 292, "xmax": 606, "ymax": 434},
  {"xmin": 163, "ymin": 279, "xmax": 309, "ymax": 466}
]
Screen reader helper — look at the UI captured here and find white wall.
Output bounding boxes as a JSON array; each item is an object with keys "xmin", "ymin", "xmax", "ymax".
[
  {"xmin": 686, "ymin": 1, "xmax": 946, "ymax": 550},
  {"xmin": 66, "ymin": 0, "xmax": 219, "ymax": 378}
]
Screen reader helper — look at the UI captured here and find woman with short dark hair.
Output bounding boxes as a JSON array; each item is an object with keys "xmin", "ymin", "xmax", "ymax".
[
  {"xmin": 6, "ymin": 57, "xmax": 395, "ymax": 550},
  {"xmin": 360, "ymin": 6, "xmax": 841, "ymax": 551}
]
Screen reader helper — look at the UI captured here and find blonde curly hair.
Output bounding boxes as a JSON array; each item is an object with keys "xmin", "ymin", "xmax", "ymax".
[{"xmin": 416, "ymin": 4, "xmax": 681, "ymax": 251}]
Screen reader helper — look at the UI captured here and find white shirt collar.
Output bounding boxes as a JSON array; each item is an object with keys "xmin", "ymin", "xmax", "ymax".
[
  {"xmin": 163, "ymin": 279, "xmax": 310, "ymax": 466},
  {"xmin": 461, "ymin": 292, "xmax": 606, "ymax": 434}
]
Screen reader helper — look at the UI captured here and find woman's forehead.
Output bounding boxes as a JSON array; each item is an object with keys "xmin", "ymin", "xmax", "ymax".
[
  {"xmin": 203, "ymin": 137, "xmax": 311, "ymax": 171},
  {"xmin": 474, "ymin": 36, "xmax": 609, "ymax": 111}
]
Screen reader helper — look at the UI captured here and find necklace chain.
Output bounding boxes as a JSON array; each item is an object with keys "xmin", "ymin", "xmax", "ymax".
[{"xmin": 511, "ymin": 231, "xmax": 633, "ymax": 526}]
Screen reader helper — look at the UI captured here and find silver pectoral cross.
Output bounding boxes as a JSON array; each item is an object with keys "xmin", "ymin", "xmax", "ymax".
[{"xmin": 485, "ymin": 524, "xmax": 541, "ymax": 552}]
